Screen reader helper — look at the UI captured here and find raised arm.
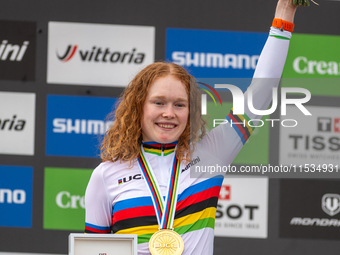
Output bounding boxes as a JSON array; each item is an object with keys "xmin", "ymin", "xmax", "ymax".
[
  {"xmin": 196, "ymin": 0, "xmax": 300, "ymax": 167},
  {"xmin": 245, "ymin": 0, "xmax": 298, "ymax": 120}
]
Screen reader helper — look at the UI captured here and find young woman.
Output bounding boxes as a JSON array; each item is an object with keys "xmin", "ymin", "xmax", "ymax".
[{"xmin": 85, "ymin": 1, "xmax": 300, "ymax": 254}]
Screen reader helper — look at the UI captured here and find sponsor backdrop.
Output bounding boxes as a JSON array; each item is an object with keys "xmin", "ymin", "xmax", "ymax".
[
  {"xmin": 43, "ymin": 167, "xmax": 93, "ymax": 230},
  {"xmin": 0, "ymin": 166, "xmax": 33, "ymax": 228},
  {"xmin": 0, "ymin": 20, "xmax": 36, "ymax": 81},
  {"xmin": 0, "ymin": 92, "xmax": 36, "ymax": 155},
  {"xmin": 0, "ymin": 1, "xmax": 340, "ymax": 255},
  {"xmin": 282, "ymin": 34, "xmax": 340, "ymax": 97},
  {"xmin": 215, "ymin": 178, "xmax": 268, "ymax": 238},
  {"xmin": 280, "ymin": 179, "xmax": 340, "ymax": 239},
  {"xmin": 47, "ymin": 22, "xmax": 155, "ymax": 87},
  {"xmin": 166, "ymin": 28, "xmax": 267, "ymax": 78},
  {"xmin": 46, "ymin": 95, "xmax": 118, "ymax": 157},
  {"xmin": 280, "ymin": 105, "xmax": 340, "ymax": 166}
]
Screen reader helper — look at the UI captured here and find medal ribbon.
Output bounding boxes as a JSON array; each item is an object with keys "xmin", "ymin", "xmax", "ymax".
[{"xmin": 138, "ymin": 145, "xmax": 181, "ymax": 230}]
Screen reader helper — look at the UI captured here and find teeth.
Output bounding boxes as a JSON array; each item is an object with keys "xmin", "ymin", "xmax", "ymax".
[{"xmin": 158, "ymin": 124, "xmax": 175, "ymax": 128}]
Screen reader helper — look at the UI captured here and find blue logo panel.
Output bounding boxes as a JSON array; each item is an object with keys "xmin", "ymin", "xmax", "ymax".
[
  {"xmin": 166, "ymin": 28, "xmax": 268, "ymax": 78},
  {"xmin": 46, "ymin": 95, "xmax": 118, "ymax": 157},
  {"xmin": 0, "ymin": 165, "xmax": 33, "ymax": 228}
]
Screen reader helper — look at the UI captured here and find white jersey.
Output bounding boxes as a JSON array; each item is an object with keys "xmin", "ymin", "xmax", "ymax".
[{"xmin": 85, "ymin": 27, "xmax": 291, "ymax": 255}]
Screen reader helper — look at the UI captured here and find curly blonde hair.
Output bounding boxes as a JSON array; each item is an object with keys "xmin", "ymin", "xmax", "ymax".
[{"xmin": 101, "ymin": 62, "xmax": 206, "ymax": 164}]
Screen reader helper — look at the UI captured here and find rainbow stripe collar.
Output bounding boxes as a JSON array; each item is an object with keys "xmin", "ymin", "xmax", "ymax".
[
  {"xmin": 142, "ymin": 141, "xmax": 177, "ymax": 156},
  {"xmin": 138, "ymin": 145, "xmax": 181, "ymax": 230}
]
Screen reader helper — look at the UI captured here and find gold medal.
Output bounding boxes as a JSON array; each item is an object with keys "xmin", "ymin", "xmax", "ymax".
[
  {"xmin": 139, "ymin": 148, "xmax": 183, "ymax": 254},
  {"xmin": 149, "ymin": 229, "xmax": 184, "ymax": 255}
]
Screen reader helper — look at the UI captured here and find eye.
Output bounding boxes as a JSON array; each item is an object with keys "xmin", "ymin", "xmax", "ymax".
[
  {"xmin": 176, "ymin": 102, "xmax": 187, "ymax": 108},
  {"xmin": 155, "ymin": 101, "xmax": 163, "ymax": 105}
]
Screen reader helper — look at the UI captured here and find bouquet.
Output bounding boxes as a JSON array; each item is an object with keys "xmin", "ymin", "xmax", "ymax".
[{"xmin": 293, "ymin": 0, "xmax": 318, "ymax": 6}]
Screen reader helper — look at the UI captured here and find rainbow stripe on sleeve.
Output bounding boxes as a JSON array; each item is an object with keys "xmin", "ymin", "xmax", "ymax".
[
  {"xmin": 85, "ymin": 222, "xmax": 111, "ymax": 233},
  {"xmin": 225, "ymin": 108, "xmax": 254, "ymax": 145}
]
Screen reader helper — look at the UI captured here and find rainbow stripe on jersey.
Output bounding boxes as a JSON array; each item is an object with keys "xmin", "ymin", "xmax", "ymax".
[{"xmin": 110, "ymin": 177, "xmax": 222, "ymax": 244}]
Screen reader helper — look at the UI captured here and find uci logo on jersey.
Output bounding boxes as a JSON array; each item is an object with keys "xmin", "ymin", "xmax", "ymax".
[{"xmin": 118, "ymin": 174, "xmax": 143, "ymax": 185}]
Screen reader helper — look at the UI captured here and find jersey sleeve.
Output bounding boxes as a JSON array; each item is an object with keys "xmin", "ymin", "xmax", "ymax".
[
  {"xmin": 198, "ymin": 27, "xmax": 291, "ymax": 166},
  {"xmin": 85, "ymin": 164, "xmax": 112, "ymax": 233},
  {"xmin": 244, "ymin": 27, "xmax": 291, "ymax": 121}
]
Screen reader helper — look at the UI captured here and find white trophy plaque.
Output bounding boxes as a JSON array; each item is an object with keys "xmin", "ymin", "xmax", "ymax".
[{"xmin": 69, "ymin": 233, "xmax": 137, "ymax": 255}]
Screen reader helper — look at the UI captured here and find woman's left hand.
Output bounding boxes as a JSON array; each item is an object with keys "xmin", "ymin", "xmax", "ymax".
[{"xmin": 274, "ymin": 0, "xmax": 299, "ymax": 23}]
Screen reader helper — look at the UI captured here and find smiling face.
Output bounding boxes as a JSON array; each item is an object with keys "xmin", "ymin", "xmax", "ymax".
[{"xmin": 141, "ymin": 75, "xmax": 189, "ymax": 144}]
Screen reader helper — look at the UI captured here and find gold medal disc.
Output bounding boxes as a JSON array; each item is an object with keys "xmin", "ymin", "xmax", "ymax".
[{"xmin": 149, "ymin": 229, "xmax": 184, "ymax": 255}]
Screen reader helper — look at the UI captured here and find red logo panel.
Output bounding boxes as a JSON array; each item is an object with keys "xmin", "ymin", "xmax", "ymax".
[{"xmin": 219, "ymin": 185, "xmax": 231, "ymax": 200}]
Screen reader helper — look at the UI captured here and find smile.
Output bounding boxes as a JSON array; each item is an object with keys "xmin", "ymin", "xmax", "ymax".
[{"xmin": 157, "ymin": 123, "xmax": 176, "ymax": 129}]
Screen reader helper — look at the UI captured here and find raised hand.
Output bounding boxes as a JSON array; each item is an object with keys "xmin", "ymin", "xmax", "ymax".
[{"xmin": 275, "ymin": 0, "xmax": 299, "ymax": 23}]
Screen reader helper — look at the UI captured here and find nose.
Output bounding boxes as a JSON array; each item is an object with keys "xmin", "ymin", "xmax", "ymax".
[{"xmin": 162, "ymin": 105, "xmax": 175, "ymax": 118}]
